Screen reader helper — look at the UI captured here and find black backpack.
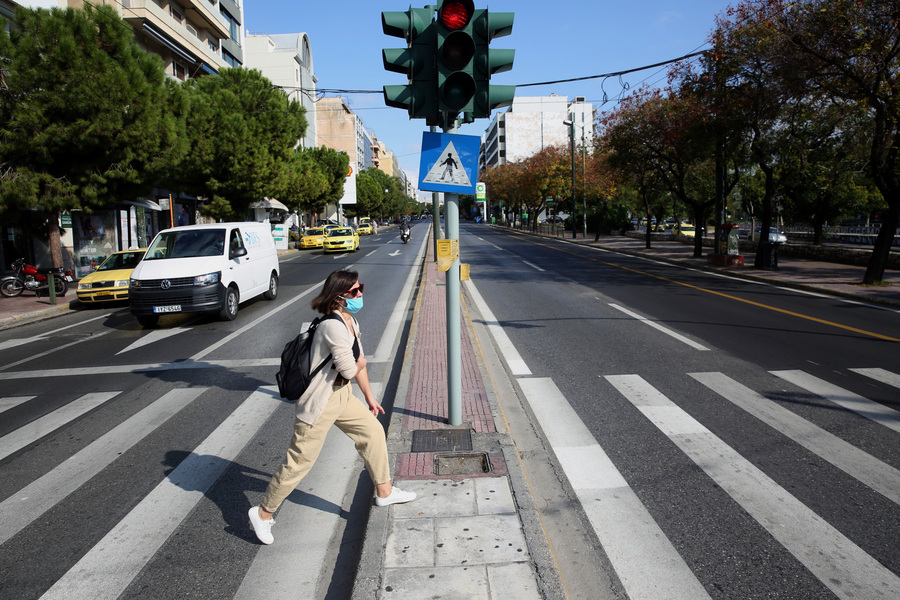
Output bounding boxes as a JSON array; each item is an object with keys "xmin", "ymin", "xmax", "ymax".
[{"xmin": 276, "ymin": 314, "xmax": 340, "ymax": 400}]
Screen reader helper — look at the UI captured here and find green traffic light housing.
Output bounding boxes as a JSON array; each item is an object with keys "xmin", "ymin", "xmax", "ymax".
[
  {"xmin": 469, "ymin": 9, "xmax": 516, "ymax": 120},
  {"xmin": 381, "ymin": 7, "xmax": 438, "ymax": 122},
  {"xmin": 381, "ymin": 2, "xmax": 515, "ymax": 125}
]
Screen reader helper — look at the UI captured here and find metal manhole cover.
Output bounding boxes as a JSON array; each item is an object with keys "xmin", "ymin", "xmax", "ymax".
[{"xmin": 411, "ymin": 429, "xmax": 473, "ymax": 453}]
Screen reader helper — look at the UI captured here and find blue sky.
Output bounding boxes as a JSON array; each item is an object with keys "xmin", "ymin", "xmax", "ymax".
[{"xmin": 243, "ymin": 1, "xmax": 735, "ymax": 191}]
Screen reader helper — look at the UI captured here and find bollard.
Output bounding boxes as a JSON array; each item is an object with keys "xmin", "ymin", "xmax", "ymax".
[{"xmin": 48, "ymin": 272, "xmax": 57, "ymax": 305}]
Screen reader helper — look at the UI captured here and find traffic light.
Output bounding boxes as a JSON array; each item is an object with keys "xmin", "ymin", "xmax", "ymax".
[
  {"xmin": 382, "ymin": 7, "xmax": 438, "ymax": 123},
  {"xmin": 435, "ymin": 0, "xmax": 477, "ymax": 115},
  {"xmin": 470, "ymin": 10, "xmax": 516, "ymax": 120}
]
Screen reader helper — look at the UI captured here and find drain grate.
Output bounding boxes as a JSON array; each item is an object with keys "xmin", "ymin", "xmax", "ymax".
[
  {"xmin": 411, "ymin": 429, "xmax": 473, "ymax": 453},
  {"xmin": 434, "ymin": 452, "xmax": 492, "ymax": 475}
]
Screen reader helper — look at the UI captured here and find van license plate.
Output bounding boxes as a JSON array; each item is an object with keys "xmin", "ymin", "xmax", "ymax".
[{"xmin": 153, "ymin": 305, "xmax": 181, "ymax": 313}]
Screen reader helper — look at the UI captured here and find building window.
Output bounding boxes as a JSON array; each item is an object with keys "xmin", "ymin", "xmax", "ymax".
[
  {"xmin": 222, "ymin": 50, "xmax": 239, "ymax": 68},
  {"xmin": 220, "ymin": 7, "xmax": 240, "ymax": 42},
  {"xmin": 173, "ymin": 61, "xmax": 186, "ymax": 81},
  {"xmin": 170, "ymin": 3, "xmax": 184, "ymax": 25}
]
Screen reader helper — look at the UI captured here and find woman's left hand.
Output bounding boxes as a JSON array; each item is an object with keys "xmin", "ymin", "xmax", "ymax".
[{"xmin": 366, "ymin": 396, "xmax": 385, "ymax": 417}]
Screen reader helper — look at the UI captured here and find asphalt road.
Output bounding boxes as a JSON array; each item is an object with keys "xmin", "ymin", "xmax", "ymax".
[
  {"xmin": 0, "ymin": 223, "xmax": 427, "ymax": 600},
  {"xmin": 461, "ymin": 221, "xmax": 900, "ymax": 600}
]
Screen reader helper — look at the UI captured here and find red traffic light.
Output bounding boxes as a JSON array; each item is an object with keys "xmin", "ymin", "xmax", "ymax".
[{"xmin": 439, "ymin": 0, "xmax": 474, "ymax": 30}]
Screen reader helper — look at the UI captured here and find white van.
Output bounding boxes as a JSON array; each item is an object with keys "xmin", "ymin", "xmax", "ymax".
[{"xmin": 129, "ymin": 222, "xmax": 279, "ymax": 327}]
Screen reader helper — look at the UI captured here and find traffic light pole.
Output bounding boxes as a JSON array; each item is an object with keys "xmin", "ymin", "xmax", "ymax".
[{"xmin": 443, "ymin": 116, "xmax": 462, "ymax": 427}]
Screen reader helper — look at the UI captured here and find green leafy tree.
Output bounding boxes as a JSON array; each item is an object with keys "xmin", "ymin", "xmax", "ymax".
[
  {"xmin": 757, "ymin": 0, "xmax": 900, "ymax": 282},
  {"xmin": 278, "ymin": 148, "xmax": 328, "ymax": 213},
  {"xmin": 174, "ymin": 68, "xmax": 306, "ymax": 221},
  {"xmin": 0, "ymin": 6, "xmax": 186, "ymax": 265},
  {"xmin": 304, "ymin": 146, "xmax": 349, "ymax": 214}
]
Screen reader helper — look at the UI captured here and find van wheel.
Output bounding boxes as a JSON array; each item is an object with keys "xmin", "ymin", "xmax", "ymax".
[
  {"xmin": 136, "ymin": 314, "xmax": 159, "ymax": 328},
  {"xmin": 263, "ymin": 272, "xmax": 278, "ymax": 300},
  {"xmin": 220, "ymin": 287, "xmax": 238, "ymax": 321}
]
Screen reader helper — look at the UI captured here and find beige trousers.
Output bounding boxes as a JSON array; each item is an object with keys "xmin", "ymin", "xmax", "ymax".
[{"xmin": 260, "ymin": 384, "xmax": 390, "ymax": 513}]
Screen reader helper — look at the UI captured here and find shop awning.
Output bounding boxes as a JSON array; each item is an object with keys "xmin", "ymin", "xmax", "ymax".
[
  {"xmin": 125, "ymin": 199, "xmax": 162, "ymax": 212},
  {"xmin": 142, "ymin": 22, "xmax": 198, "ymax": 65},
  {"xmin": 250, "ymin": 198, "xmax": 290, "ymax": 211}
]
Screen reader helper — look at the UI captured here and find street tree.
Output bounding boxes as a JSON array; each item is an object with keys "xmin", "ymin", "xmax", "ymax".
[
  {"xmin": 278, "ymin": 148, "xmax": 329, "ymax": 216},
  {"xmin": 303, "ymin": 146, "xmax": 349, "ymax": 218},
  {"xmin": 767, "ymin": 0, "xmax": 900, "ymax": 283},
  {"xmin": 0, "ymin": 6, "xmax": 185, "ymax": 266},
  {"xmin": 174, "ymin": 68, "xmax": 306, "ymax": 221}
]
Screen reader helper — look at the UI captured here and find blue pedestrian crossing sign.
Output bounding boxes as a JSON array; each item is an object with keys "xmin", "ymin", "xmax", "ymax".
[{"xmin": 418, "ymin": 132, "xmax": 480, "ymax": 194}]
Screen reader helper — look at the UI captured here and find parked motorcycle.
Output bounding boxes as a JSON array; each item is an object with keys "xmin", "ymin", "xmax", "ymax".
[{"xmin": 0, "ymin": 258, "xmax": 74, "ymax": 297}]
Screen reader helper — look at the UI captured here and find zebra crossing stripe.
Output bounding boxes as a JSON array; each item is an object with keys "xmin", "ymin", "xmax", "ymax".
[
  {"xmin": 0, "ymin": 391, "xmax": 120, "ymax": 462},
  {"xmin": 772, "ymin": 370, "xmax": 900, "ymax": 434},
  {"xmin": 517, "ymin": 377, "xmax": 710, "ymax": 600},
  {"xmin": 0, "ymin": 395, "xmax": 35, "ymax": 414},
  {"xmin": 0, "ymin": 388, "xmax": 206, "ymax": 546},
  {"xmin": 39, "ymin": 386, "xmax": 283, "ymax": 600},
  {"xmin": 606, "ymin": 374, "xmax": 900, "ymax": 600},
  {"xmin": 850, "ymin": 367, "xmax": 900, "ymax": 389},
  {"xmin": 690, "ymin": 372, "xmax": 900, "ymax": 506}
]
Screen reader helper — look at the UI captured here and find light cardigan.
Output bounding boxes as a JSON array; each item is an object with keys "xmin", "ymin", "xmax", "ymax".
[{"xmin": 294, "ymin": 312, "xmax": 363, "ymax": 426}]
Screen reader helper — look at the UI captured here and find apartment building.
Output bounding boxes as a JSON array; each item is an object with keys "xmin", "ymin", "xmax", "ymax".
[
  {"xmin": 245, "ymin": 32, "xmax": 317, "ymax": 150},
  {"xmin": 480, "ymin": 95, "xmax": 594, "ymax": 170}
]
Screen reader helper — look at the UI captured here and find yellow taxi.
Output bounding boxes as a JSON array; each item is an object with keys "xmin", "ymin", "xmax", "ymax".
[
  {"xmin": 357, "ymin": 218, "xmax": 374, "ymax": 235},
  {"xmin": 323, "ymin": 227, "xmax": 360, "ymax": 253},
  {"xmin": 675, "ymin": 223, "xmax": 696, "ymax": 237},
  {"xmin": 300, "ymin": 227, "xmax": 326, "ymax": 249},
  {"xmin": 76, "ymin": 248, "xmax": 146, "ymax": 304}
]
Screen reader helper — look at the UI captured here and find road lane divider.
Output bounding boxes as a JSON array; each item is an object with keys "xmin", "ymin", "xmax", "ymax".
[{"xmin": 609, "ymin": 303, "xmax": 709, "ymax": 351}]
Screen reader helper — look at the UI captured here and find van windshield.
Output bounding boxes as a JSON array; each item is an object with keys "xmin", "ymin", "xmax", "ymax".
[{"xmin": 145, "ymin": 229, "xmax": 226, "ymax": 260}]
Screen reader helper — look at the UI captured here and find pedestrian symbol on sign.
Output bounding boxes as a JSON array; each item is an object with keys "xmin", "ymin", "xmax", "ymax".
[{"xmin": 422, "ymin": 142, "xmax": 471, "ymax": 188}]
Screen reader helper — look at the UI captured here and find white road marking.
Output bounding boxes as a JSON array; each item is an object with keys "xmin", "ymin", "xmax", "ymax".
[
  {"xmin": 773, "ymin": 370, "xmax": 900, "ymax": 434},
  {"xmin": 0, "ymin": 392, "xmax": 120, "ymax": 461},
  {"xmin": 40, "ymin": 387, "xmax": 283, "ymax": 600},
  {"xmin": 463, "ymin": 279, "xmax": 531, "ymax": 375},
  {"xmin": 517, "ymin": 377, "xmax": 709, "ymax": 600},
  {"xmin": 607, "ymin": 374, "xmax": 900, "ymax": 600},
  {"xmin": 691, "ymin": 371, "xmax": 900, "ymax": 506},
  {"xmin": 850, "ymin": 367, "xmax": 900, "ymax": 389},
  {"xmin": 0, "ymin": 388, "xmax": 205, "ymax": 546},
  {"xmin": 608, "ymin": 303, "xmax": 709, "ymax": 351}
]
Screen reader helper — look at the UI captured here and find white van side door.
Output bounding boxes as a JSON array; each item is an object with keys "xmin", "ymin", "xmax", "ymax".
[{"xmin": 227, "ymin": 227, "xmax": 257, "ymax": 296}]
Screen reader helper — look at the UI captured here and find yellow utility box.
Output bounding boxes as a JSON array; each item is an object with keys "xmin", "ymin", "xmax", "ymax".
[{"xmin": 436, "ymin": 238, "xmax": 459, "ymax": 272}]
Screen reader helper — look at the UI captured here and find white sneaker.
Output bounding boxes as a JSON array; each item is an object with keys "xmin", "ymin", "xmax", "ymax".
[
  {"xmin": 248, "ymin": 506, "xmax": 275, "ymax": 544},
  {"xmin": 375, "ymin": 486, "xmax": 417, "ymax": 507}
]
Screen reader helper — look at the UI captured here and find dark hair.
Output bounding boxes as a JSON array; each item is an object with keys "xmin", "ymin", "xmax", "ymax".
[{"xmin": 311, "ymin": 270, "xmax": 358, "ymax": 314}]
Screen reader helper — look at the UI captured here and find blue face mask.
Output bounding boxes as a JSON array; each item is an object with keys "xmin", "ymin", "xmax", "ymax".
[{"xmin": 341, "ymin": 295, "xmax": 363, "ymax": 313}]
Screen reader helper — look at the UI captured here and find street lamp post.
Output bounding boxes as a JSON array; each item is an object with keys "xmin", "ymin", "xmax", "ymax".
[{"xmin": 563, "ymin": 118, "xmax": 576, "ymax": 238}]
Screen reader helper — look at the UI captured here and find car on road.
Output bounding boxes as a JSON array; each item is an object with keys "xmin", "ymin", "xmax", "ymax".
[
  {"xmin": 357, "ymin": 217, "xmax": 375, "ymax": 234},
  {"xmin": 76, "ymin": 249, "xmax": 146, "ymax": 304},
  {"xmin": 357, "ymin": 222, "xmax": 374, "ymax": 235},
  {"xmin": 299, "ymin": 227, "xmax": 326, "ymax": 249},
  {"xmin": 323, "ymin": 227, "xmax": 360, "ymax": 253},
  {"xmin": 674, "ymin": 223, "xmax": 696, "ymax": 237},
  {"xmin": 754, "ymin": 227, "xmax": 788, "ymax": 243}
]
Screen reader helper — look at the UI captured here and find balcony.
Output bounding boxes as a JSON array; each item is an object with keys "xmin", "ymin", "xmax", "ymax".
[{"xmin": 122, "ymin": 0, "xmax": 229, "ymax": 69}]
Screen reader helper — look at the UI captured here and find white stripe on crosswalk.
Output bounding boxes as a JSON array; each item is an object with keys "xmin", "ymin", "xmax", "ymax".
[
  {"xmin": 0, "ymin": 388, "xmax": 205, "ymax": 546},
  {"xmin": 0, "ymin": 391, "xmax": 120, "ymax": 461},
  {"xmin": 40, "ymin": 386, "xmax": 283, "ymax": 600},
  {"xmin": 607, "ymin": 374, "xmax": 900, "ymax": 600},
  {"xmin": 517, "ymin": 377, "xmax": 710, "ymax": 600},
  {"xmin": 0, "ymin": 395, "xmax": 35, "ymax": 414},
  {"xmin": 772, "ymin": 370, "xmax": 900, "ymax": 434},
  {"xmin": 690, "ymin": 372, "xmax": 900, "ymax": 506},
  {"xmin": 850, "ymin": 367, "xmax": 900, "ymax": 389}
]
